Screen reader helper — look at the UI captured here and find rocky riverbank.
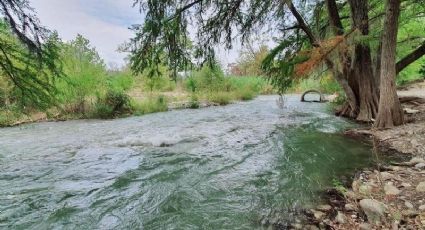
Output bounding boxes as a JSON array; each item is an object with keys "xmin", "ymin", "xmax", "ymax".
[{"xmin": 291, "ymin": 81, "xmax": 425, "ymax": 229}]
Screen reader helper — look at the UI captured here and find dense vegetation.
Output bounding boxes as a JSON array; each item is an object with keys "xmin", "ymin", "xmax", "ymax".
[{"xmin": 0, "ymin": 26, "xmax": 272, "ymax": 126}]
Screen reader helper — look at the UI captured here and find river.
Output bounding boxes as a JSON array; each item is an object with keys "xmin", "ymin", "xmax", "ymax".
[{"xmin": 0, "ymin": 95, "xmax": 375, "ymax": 229}]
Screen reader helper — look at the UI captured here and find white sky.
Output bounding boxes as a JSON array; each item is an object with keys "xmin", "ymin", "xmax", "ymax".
[{"xmin": 31, "ymin": 0, "xmax": 241, "ymax": 68}]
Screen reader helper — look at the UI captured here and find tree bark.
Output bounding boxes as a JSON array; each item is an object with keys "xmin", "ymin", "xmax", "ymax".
[
  {"xmin": 374, "ymin": 0, "xmax": 404, "ymax": 128},
  {"xmin": 348, "ymin": 0, "xmax": 379, "ymax": 122}
]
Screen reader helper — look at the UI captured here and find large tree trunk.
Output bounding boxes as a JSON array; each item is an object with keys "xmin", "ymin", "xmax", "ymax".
[
  {"xmin": 348, "ymin": 0, "xmax": 379, "ymax": 122},
  {"xmin": 374, "ymin": 0, "xmax": 404, "ymax": 128}
]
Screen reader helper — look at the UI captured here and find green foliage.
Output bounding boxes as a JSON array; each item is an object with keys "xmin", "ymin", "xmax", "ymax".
[
  {"xmin": 94, "ymin": 90, "xmax": 131, "ymax": 119},
  {"xmin": 108, "ymin": 71, "xmax": 134, "ymax": 92},
  {"xmin": 188, "ymin": 94, "xmax": 200, "ymax": 109}
]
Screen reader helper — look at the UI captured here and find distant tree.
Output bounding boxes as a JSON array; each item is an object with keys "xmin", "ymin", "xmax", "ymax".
[
  {"xmin": 236, "ymin": 44, "xmax": 269, "ymax": 76},
  {"xmin": 0, "ymin": 0, "xmax": 62, "ymax": 108}
]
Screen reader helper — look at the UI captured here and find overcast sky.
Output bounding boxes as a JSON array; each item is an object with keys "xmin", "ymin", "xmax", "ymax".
[{"xmin": 31, "ymin": 0, "xmax": 240, "ymax": 68}]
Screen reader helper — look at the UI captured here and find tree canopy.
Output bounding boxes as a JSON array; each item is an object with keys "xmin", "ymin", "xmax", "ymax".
[{"xmin": 0, "ymin": 0, "xmax": 62, "ymax": 108}]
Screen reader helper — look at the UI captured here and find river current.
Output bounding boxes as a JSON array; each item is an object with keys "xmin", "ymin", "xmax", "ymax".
[{"xmin": 0, "ymin": 95, "xmax": 374, "ymax": 229}]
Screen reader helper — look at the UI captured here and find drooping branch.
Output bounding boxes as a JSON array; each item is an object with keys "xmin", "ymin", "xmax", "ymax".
[{"xmin": 396, "ymin": 42, "xmax": 425, "ymax": 74}]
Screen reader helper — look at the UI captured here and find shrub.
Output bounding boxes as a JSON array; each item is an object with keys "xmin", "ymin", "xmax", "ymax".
[
  {"xmin": 94, "ymin": 90, "xmax": 131, "ymax": 119},
  {"xmin": 188, "ymin": 94, "xmax": 200, "ymax": 108}
]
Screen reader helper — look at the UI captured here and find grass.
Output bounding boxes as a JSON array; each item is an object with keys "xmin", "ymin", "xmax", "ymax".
[{"xmin": 131, "ymin": 95, "xmax": 168, "ymax": 115}]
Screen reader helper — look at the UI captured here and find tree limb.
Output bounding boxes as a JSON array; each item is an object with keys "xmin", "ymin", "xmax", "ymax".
[{"xmin": 396, "ymin": 42, "xmax": 425, "ymax": 74}]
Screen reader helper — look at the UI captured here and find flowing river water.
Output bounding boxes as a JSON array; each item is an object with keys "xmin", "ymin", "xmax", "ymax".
[{"xmin": 0, "ymin": 95, "xmax": 376, "ymax": 229}]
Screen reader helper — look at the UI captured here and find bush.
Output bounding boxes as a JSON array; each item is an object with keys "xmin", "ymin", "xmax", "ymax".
[
  {"xmin": 94, "ymin": 90, "xmax": 131, "ymax": 119},
  {"xmin": 188, "ymin": 94, "xmax": 200, "ymax": 108}
]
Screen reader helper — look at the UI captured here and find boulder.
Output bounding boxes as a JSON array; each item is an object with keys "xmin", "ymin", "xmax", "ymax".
[
  {"xmin": 359, "ymin": 199, "xmax": 386, "ymax": 223},
  {"xmin": 415, "ymin": 163, "xmax": 425, "ymax": 169}
]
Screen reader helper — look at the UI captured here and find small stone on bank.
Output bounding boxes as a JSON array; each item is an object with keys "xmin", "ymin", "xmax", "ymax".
[
  {"xmin": 335, "ymin": 211, "xmax": 346, "ymax": 224},
  {"xmin": 419, "ymin": 204, "xmax": 425, "ymax": 211},
  {"xmin": 359, "ymin": 199, "xmax": 386, "ymax": 223},
  {"xmin": 359, "ymin": 223, "xmax": 371, "ymax": 230},
  {"xmin": 405, "ymin": 201, "xmax": 414, "ymax": 209},
  {"xmin": 415, "ymin": 162, "xmax": 425, "ymax": 169},
  {"xmin": 384, "ymin": 183, "xmax": 401, "ymax": 196},
  {"xmin": 416, "ymin": 182, "xmax": 425, "ymax": 192},
  {"xmin": 345, "ymin": 203, "xmax": 356, "ymax": 211}
]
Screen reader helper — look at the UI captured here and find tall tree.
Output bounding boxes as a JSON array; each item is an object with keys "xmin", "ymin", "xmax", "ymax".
[{"xmin": 374, "ymin": 0, "xmax": 404, "ymax": 128}]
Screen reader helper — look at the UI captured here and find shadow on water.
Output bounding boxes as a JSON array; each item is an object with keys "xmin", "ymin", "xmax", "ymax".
[{"xmin": 0, "ymin": 95, "xmax": 382, "ymax": 229}]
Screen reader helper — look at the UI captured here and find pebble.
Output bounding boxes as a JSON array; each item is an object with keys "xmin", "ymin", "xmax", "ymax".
[
  {"xmin": 419, "ymin": 204, "xmax": 425, "ymax": 210},
  {"xmin": 405, "ymin": 201, "xmax": 414, "ymax": 209},
  {"xmin": 409, "ymin": 157, "xmax": 425, "ymax": 165},
  {"xmin": 416, "ymin": 182, "xmax": 425, "ymax": 192}
]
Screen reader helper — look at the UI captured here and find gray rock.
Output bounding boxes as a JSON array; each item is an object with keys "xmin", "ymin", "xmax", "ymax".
[
  {"xmin": 416, "ymin": 182, "xmax": 425, "ymax": 192},
  {"xmin": 415, "ymin": 162, "xmax": 425, "ymax": 169},
  {"xmin": 335, "ymin": 211, "xmax": 346, "ymax": 224},
  {"xmin": 312, "ymin": 210, "xmax": 325, "ymax": 220},
  {"xmin": 405, "ymin": 201, "xmax": 414, "ymax": 209},
  {"xmin": 384, "ymin": 183, "xmax": 401, "ymax": 195},
  {"xmin": 359, "ymin": 199, "xmax": 386, "ymax": 223},
  {"xmin": 419, "ymin": 204, "xmax": 425, "ymax": 211},
  {"xmin": 359, "ymin": 223, "xmax": 371, "ymax": 230},
  {"xmin": 345, "ymin": 203, "xmax": 356, "ymax": 211}
]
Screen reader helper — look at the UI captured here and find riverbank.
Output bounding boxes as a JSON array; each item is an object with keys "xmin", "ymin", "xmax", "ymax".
[{"xmin": 296, "ymin": 80, "xmax": 425, "ymax": 229}]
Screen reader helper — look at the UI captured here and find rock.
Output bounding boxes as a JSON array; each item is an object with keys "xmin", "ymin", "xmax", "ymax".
[
  {"xmin": 312, "ymin": 210, "xmax": 325, "ymax": 220},
  {"xmin": 416, "ymin": 182, "xmax": 425, "ymax": 192},
  {"xmin": 405, "ymin": 201, "xmax": 414, "ymax": 209},
  {"xmin": 316, "ymin": 204, "xmax": 332, "ymax": 212},
  {"xmin": 415, "ymin": 162, "xmax": 425, "ymax": 169},
  {"xmin": 359, "ymin": 223, "xmax": 371, "ymax": 230},
  {"xmin": 335, "ymin": 211, "xmax": 346, "ymax": 224},
  {"xmin": 345, "ymin": 203, "xmax": 356, "ymax": 211},
  {"xmin": 306, "ymin": 225, "xmax": 319, "ymax": 230},
  {"xmin": 380, "ymin": 172, "xmax": 394, "ymax": 180},
  {"xmin": 419, "ymin": 204, "xmax": 425, "ymax": 211},
  {"xmin": 359, "ymin": 199, "xmax": 386, "ymax": 223},
  {"xmin": 384, "ymin": 183, "xmax": 401, "ymax": 196}
]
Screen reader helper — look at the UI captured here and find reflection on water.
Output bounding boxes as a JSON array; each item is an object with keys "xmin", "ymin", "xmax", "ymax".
[{"xmin": 0, "ymin": 95, "xmax": 374, "ymax": 229}]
